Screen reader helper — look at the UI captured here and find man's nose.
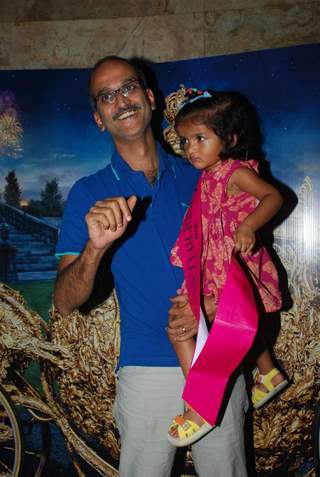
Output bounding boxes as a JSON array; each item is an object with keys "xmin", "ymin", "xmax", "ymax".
[{"xmin": 115, "ymin": 92, "xmax": 130, "ymax": 106}]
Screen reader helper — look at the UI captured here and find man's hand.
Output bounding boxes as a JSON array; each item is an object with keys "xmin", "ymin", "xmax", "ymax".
[
  {"xmin": 85, "ymin": 195, "xmax": 137, "ymax": 250},
  {"xmin": 167, "ymin": 294, "xmax": 198, "ymax": 342}
]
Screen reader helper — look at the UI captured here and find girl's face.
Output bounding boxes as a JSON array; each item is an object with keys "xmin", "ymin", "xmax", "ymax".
[{"xmin": 176, "ymin": 118, "xmax": 225, "ymax": 171}]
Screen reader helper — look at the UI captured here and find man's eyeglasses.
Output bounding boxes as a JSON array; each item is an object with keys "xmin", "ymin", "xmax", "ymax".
[{"xmin": 94, "ymin": 78, "xmax": 142, "ymax": 105}]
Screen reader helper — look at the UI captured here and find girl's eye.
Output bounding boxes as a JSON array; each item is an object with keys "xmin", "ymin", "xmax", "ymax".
[
  {"xmin": 197, "ymin": 135, "xmax": 205, "ymax": 142},
  {"xmin": 180, "ymin": 138, "xmax": 188, "ymax": 148}
]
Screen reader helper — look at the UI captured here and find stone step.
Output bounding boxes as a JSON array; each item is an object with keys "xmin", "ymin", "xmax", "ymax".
[
  {"xmin": 12, "ymin": 239, "xmax": 47, "ymax": 245},
  {"xmin": 15, "ymin": 248, "xmax": 55, "ymax": 257},
  {"xmin": 17, "ymin": 270, "xmax": 57, "ymax": 281},
  {"xmin": 1, "ymin": 215, "xmax": 59, "ymax": 281},
  {"xmin": 16, "ymin": 263, "xmax": 56, "ymax": 272},
  {"xmin": 16, "ymin": 260, "xmax": 56, "ymax": 269},
  {"xmin": 7, "ymin": 235, "xmax": 35, "ymax": 242},
  {"xmin": 16, "ymin": 258, "xmax": 56, "ymax": 267},
  {"xmin": 8, "ymin": 237, "xmax": 52, "ymax": 247},
  {"xmin": 2, "ymin": 224, "xmax": 57, "ymax": 278},
  {"xmin": 15, "ymin": 253, "xmax": 56, "ymax": 261}
]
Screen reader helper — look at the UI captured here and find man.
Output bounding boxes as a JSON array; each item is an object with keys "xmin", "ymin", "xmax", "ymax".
[{"xmin": 54, "ymin": 56, "xmax": 248, "ymax": 477}]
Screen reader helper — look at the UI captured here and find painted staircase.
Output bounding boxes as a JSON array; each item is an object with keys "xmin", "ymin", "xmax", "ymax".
[
  {"xmin": 0, "ymin": 202, "xmax": 59, "ymax": 281},
  {"xmin": 7, "ymin": 225, "xmax": 58, "ymax": 281}
]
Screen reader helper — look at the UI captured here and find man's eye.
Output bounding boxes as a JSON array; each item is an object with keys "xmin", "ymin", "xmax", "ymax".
[
  {"xmin": 122, "ymin": 83, "xmax": 136, "ymax": 95},
  {"xmin": 100, "ymin": 93, "xmax": 113, "ymax": 103},
  {"xmin": 197, "ymin": 135, "xmax": 205, "ymax": 141},
  {"xmin": 180, "ymin": 138, "xmax": 187, "ymax": 148}
]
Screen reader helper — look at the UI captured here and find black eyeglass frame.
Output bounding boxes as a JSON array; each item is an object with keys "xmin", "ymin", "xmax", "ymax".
[{"xmin": 93, "ymin": 78, "xmax": 145, "ymax": 106}]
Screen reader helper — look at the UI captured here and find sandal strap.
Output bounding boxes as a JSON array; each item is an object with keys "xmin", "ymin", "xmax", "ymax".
[
  {"xmin": 177, "ymin": 419, "xmax": 200, "ymax": 439},
  {"xmin": 258, "ymin": 368, "xmax": 280, "ymax": 391},
  {"xmin": 252, "ymin": 367, "xmax": 259, "ymax": 382},
  {"xmin": 252, "ymin": 386, "xmax": 268, "ymax": 404}
]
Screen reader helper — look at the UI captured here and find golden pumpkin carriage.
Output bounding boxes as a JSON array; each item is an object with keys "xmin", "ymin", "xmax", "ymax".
[{"xmin": 0, "ymin": 213, "xmax": 319, "ymax": 477}]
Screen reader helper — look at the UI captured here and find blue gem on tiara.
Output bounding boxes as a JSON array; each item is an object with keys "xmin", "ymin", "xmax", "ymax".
[{"xmin": 187, "ymin": 91, "xmax": 212, "ymax": 104}]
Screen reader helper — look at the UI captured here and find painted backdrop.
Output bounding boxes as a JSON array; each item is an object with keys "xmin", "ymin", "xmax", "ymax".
[{"xmin": 0, "ymin": 43, "xmax": 319, "ymax": 476}]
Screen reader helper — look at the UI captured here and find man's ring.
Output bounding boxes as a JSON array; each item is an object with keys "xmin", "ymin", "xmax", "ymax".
[{"xmin": 181, "ymin": 327, "xmax": 186, "ymax": 333}]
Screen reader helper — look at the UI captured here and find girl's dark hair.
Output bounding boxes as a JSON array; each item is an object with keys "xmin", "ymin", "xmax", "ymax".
[{"xmin": 175, "ymin": 91, "xmax": 264, "ymax": 161}]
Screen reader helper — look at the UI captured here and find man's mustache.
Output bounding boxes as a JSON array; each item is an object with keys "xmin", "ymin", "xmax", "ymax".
[{"xmin": 112, "ymin": 104, "xmax": 142, "ymax": 121}]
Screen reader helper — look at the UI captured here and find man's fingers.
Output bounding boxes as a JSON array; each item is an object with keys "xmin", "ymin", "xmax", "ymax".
[
  {"xmin": 90, "ymin": 202, "xmax": 120, "ymax": 230},
  {"xmin": 111, "ymin": 197, "xmax": 131, "ymax": 226},
  {"xmin": 116, "ymin": 196, "xmax": 136, "ymax": 222},
  {"xmin": 127, "ymin": 195, "xmax": 137, "ymax": 215},
  {"xmin": 89, "ymin": 196, "xmax": 137, "ymax": 230},
  {"xmin": 168, "ymin": 314, "xmax": 195, "ymax": 329},
  {"xmin": 174, "ymin": 329, "xmax": 197, "ymax": 341},
  {"xmin": 170, "ymin": 294, "xmax": 188, "ymax": 302},
  {"xmin": 86, "ymin": 211, "xmax": 111, "ymax": 230},
  {"xmin": 168, "ymin": 308, "xmax": 188, "ymax": 320},
  {"xmin": 167, "ymin": 324, "xmax": 196, "ymax": 335},
  {"xmin": 166, "ymin": 324, "xmax": 197, "ymax": 341}
]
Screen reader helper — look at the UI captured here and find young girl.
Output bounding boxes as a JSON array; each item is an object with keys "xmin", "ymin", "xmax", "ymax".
[{"xmin": 166, "ymin": 88, "xmax": 288, "ymax": 447}]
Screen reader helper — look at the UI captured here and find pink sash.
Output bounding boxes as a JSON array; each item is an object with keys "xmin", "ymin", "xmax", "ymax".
[
  {"xmin": 178, "ymin": 180, "xmax": 202, "ymax": 322},
  {"xmin": 179, "ymin": 179, "xmax": 258, "ymax": 425}
]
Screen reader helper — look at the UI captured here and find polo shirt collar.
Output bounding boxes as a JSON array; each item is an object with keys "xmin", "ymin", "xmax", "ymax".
[{"xmin": 110, "ymin": 143, "xmax": 175, "ymax": 182}]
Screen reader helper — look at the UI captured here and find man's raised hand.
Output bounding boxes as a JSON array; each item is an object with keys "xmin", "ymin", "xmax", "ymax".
[{"xmin": 85, "ymin": 195, "xmax": 137, "ymax": 250}]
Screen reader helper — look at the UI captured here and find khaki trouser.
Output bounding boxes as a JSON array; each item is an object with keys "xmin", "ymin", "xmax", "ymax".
[{"xmin": 113, "ymin": 367, "xmax": 248, "ymax": 477}]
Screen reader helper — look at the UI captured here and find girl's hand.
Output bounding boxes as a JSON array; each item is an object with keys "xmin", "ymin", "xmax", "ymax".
[{"xmin": 233, "ymin": 223, "xmax": 256, "ymax": 254}]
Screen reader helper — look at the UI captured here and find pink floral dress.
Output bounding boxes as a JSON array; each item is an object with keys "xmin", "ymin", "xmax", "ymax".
[{"xmin": 171, "ymin": 159, "xmax": 281, "ymax": 312}]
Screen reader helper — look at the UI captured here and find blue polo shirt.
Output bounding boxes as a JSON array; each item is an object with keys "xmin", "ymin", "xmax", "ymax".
[{"xmin": 56, "ymin": 144, "xmax": 199, "ymax": 367}]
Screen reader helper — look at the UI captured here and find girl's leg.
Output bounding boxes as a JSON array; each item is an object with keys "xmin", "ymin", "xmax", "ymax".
[
  {"xmin": 168, "ymin": 298, "xmax": 217, "ymax": 436},
  {"xmin": 168, "ymin": 297, "xmax": 218, "ymax": 442},
  {"xmin": 171, "ymin": 338, "xmax": 195, "ymax": 379},
  {"xmin": 252, "ymin": 338, "xmax": 288, "ymax": 408},
  {"xmin": 170, "ymin": 339, "xmax": 205, "ymax": 424},
  {"xmin": 255, "ymin": 329, "xmax": 285, "ymax": 383},
  {"xmin": 169, "ymin": 338, "xmax": 208, "ymax": 435},
  {"xmin": 256, "ymin": 349, "xmax": 285, "ymax": 387}
]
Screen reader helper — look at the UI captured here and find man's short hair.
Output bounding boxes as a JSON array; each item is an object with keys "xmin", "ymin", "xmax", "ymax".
[{"xmin": 89, "ymin": 55, "xmax": 148, "ymax": 111}]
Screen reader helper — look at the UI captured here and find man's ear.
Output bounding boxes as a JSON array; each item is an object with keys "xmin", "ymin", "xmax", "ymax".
[
  {"xmin": 93, "ymin": 111, "xmax": 105, "ymax": 131},
  {"xmin": 146, "ymin": 88, "xmax": 156, "ymax": 111}
]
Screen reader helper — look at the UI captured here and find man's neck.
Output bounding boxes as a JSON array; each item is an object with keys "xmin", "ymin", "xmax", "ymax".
[{"xmin": 114, "ymin": 132, "xmax": 159, "ymax": 183}]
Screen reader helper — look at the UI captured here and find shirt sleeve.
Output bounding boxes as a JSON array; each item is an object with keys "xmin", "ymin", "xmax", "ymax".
[{"xmin": 55, "ymin": 178, "xmax": 95, "ymax": 257}]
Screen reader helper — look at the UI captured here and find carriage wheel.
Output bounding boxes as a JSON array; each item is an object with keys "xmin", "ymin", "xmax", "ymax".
[
  {"xmin": 0, "ymin": 384, "xmax": 24, "ymax": 477},
  {"xmin": 313, "ymin": 402, "xmax": 320, "ymax": 477},
  {"xmin": 19, "ymin": 408, "xmax": 51, "ymax": 477}
]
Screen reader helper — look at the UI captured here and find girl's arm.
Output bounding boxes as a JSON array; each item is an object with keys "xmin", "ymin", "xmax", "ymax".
[{"xmin": 228, "ymin": 167, "xmax": 283, "ymax": 254}]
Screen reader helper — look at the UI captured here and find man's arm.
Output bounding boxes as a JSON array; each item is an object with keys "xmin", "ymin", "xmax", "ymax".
[
  {"xmin": 53, "ymin": 241, "xmax": 109, "ymax": 316},
  {"xmin": 53, "ymin": 195, "xmax": 137, "ymax": 316}
]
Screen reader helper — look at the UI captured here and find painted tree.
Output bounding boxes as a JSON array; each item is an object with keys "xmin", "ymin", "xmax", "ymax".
[
  {"xmin": 4, "ymin": 170, "xmax": 22, "ymax": 207},
  {"xmin": 40, "ymin": 178, "xmax": 64, "ymax": 217}
]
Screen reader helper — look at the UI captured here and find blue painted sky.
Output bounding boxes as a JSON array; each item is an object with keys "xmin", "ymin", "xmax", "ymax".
[
  {"xmin": 0, "ymin": 43, "xmax": 319, "ymax": 201},
  {"xmin": 152, "ymin": 43, "xmax": 320, "ymax": 189}
]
